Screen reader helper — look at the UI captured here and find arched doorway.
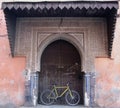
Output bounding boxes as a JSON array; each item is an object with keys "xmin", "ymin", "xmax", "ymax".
[{"xmin": 38, "ymin": 40, "xmax": 84, "ymax": 105}]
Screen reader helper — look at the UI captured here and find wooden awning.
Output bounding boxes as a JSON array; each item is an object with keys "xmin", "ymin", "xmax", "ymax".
[
  {"xmin": 2, "ymin": 1, "xmax": 118, "ymax": 56},
  {"xmin": 2, "ymin": 1, "xmax": 118, "ymax": 10},
  {"xmin": 2, "ymin": 1, "xmax": 118, "ymax": 17}
]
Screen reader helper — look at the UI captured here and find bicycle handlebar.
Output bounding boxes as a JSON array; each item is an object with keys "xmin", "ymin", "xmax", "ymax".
[{"xmin": 51, "ymin": 82, "xmax": 71, "ymax": 86}]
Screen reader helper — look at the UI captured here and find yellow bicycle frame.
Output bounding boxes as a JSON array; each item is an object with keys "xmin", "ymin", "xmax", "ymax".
[{"xmin": 48, "ymin": 84, "xmax": 73, "ymax": 99}]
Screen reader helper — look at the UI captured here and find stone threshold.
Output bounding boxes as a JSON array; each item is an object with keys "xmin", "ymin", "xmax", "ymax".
[{"xmin": 19, "ymin": 105, "xmax": 99, "ymax": 108}]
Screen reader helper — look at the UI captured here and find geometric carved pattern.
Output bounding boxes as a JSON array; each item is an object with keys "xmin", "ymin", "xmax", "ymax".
[
  {"xmin": 70, "ymin": 33, "xmax": 84, "ymax": 47},
  {"xmin": 15, "ymin": 18, "xmax": 108, "ymax": 72}
]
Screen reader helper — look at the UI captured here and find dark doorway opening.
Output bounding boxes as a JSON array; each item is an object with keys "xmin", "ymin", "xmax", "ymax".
[{"xmin": 38, "ymin": 40, "xmax": 84, "ymax": 105}]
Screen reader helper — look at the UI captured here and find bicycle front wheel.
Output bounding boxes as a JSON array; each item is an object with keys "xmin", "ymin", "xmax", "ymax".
[
  {"xmin": 40, "ymin": 89, "xmax": 55, "ymax": 105},
  {"xmin": 65, "ymin": 90, "xmax": 80, "ymax": 105}
]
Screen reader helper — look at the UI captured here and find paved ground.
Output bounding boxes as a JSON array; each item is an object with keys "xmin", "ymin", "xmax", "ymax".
[
  {"xmin": 19, "ymin": 105, "xmax": 101, "ymax": 108},
  {"xmin": 20, "ymin": 105, "xmax": 90, "ymax": 108},
  {"xmin": 0, "ymin": 103, "xmax": 100, "ymax": 108}
]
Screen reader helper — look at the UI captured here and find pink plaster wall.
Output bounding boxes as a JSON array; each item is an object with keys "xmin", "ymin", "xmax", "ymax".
[
  {"xmin": 0, "ymin": 10, "xmax": 26, "ymax": 105},
  {"xmin": 1, "ymin": 2, "xmax": 120, "ymax": 107},
  {"xmin": 95, "ymin": 58, "xmax": 120, "ymax": 108}
]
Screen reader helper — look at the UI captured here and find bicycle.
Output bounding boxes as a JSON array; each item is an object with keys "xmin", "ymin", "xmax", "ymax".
[{"xmin": 40, "ymin": 83, "xmax": 80, "ymax": 105}]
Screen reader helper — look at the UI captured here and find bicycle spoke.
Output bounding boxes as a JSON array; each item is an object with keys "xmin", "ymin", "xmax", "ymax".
[
  {"xmin": 40, "ymin": 90, "xmax": 55, "ymax": 105},
  {"xmin": 65, "ymin": 90, "xmax": 80, "ymax": 105}
]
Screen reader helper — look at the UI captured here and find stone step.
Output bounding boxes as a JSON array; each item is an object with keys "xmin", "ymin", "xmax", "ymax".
[{"xmin": 19, "ymin": 105, "xmax": 99, "ymax": 108}]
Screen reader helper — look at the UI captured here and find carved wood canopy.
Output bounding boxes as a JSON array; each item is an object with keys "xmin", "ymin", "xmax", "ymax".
[
  {"xmin": 2, "ymin": 1, "xmax": 118, "ymax": 56},
  {"xmin": 2, "ymin": 1, "xmax": 118, "ymax": 10}
]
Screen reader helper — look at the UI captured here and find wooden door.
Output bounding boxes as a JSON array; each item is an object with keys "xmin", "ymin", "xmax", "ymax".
[{"xmin": 38, "ymin": 40, "xmax": 84, "ymax": 105}]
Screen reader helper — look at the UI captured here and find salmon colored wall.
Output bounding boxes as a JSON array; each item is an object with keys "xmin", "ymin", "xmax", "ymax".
[
  {"xmin": 0, "ymin": 10, "xmax": 26, "ymax": 105},
  {"xmin": 95, "ymin": 58, "xmax": 120, "ymax": 108},
  {"xmin": 1, "ymin": 1, "xmax": 120, "ymax": 107}
]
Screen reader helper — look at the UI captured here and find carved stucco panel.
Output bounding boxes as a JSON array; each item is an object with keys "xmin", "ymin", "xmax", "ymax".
[
  {"xmin": 70, "ymin": 33, "xmax": 84, "ymax": 47},
  {"xmin": 15, "ymin": 18, "xmax": 108, "ymax": 72},
  {"xmin": 15, "ymin": 21, "xmax": 33, "ymax": 69},
  {"xmin": 35, "ymin": 33, "xmax": 51, "ymax": 71},
  {"xmin": 37, "ymin": 33, "xmax": 51, "ymax": 47}
]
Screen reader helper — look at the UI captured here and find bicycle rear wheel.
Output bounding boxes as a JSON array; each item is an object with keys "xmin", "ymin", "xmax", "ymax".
[
  {"xmin": 65, "ymin": 90, "xmax": 80, "ymax": 105},
  {"xmin": 40, "ymin": 89, "xmax": 55, "ymax": 105}
]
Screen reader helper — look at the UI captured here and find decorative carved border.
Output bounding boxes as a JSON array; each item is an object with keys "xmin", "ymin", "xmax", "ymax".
[
  {"xmin": 32, "ymin": 27, "xmax": 86, "ymax": 72},
  {"xmin": 15, "ymin": 17, "xmax": 108, "ymax": 72}
]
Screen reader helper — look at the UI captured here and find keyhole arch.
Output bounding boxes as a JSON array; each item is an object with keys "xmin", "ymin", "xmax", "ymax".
[{"xmin": 37, "ymin": 33, "xmax": 85, "ymax": 72}]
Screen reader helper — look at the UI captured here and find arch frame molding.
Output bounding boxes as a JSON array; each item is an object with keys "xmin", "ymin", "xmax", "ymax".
[
  {"xmin": 37, "ymin": 32, "xmax": 85, "ymax": 72},
  {"xmin": 31, "ymin": 28, "xmax": 87, "ymax": 71}
]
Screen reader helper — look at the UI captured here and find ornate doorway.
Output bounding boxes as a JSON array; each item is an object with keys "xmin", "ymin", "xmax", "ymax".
[{"xmin": 38, "ymin": 40, "xmax": 84, "ymax": 105}]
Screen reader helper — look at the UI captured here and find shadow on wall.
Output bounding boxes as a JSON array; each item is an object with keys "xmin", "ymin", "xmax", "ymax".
[{"xmin": 0, "ymin": 10, "xmax": 26, "ymax": 106}]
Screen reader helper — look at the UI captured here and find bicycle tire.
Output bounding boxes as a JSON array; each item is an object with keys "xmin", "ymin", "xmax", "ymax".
[
  {"xmin": 65, "ymin": 90, "xmax": 80, "ymax": 105},
  {"xmin": 40, "ymin": 89, "xmax": 55, "ymax": 105}
]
